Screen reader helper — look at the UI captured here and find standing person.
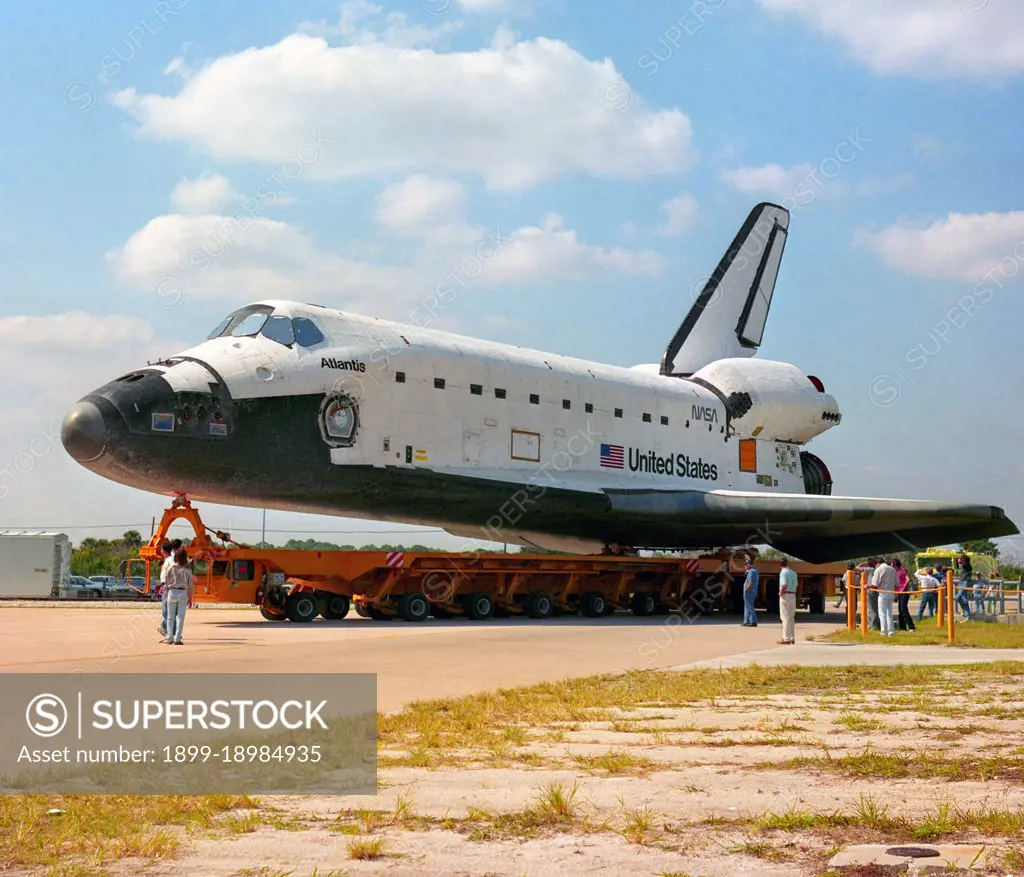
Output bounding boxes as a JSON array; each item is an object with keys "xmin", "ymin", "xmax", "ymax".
[
  {"xmin": 164, "ymin": 547, "xmax": 193, "ymax": 646},
  {"xmin": 954, "ymin": 555, "xmax": 973, "ymax": 621},
  {"xmin": 894, "ymin": 559, "xmax": 915, "ymax": 632},
  {"xmin": 777, "ymin": 558, "xmax": 798, "ymax": 645},
  {"xmin": 872, "ymin": 558, "xmax": 898, "ymax": 637},
  {"xmin": 915, "ymin": 567, "xmax": 940, "ymax": 621},
  {"xmin": 857, "ymin": 559, "xmax": 880, "ymax": 630},
  {"xmin": 741, "ymin": 560, "xmax": 759, "ymax": 627},
  {"xmin": 972, "ymin": 572, "xmax": 986, "ymax": 616},
  {"xmin": 956, "ymin": 550, "xmax": 973, "ymax": 618},
  {"xmin": 986, "ymin": 573, "xmax": 1000, "ymax": 615},
  {"xmin": 835, "ymin": 562, "xmax": 853, "ymax": 609},
  {"xmin": 156, "ymin": 541, "xmax": 173, "ymax": 639}
]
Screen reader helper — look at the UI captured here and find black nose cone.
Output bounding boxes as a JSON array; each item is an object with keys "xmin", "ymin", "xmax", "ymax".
[{"xmin": 62, "ymin": 401, "xmax": 107, "ymax": 463}]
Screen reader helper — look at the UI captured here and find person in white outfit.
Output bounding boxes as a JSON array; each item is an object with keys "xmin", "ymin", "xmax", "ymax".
[
  {"xmin": 164, "ymin": 548, "xmax": 194, "ymax": 646},
  {"xmin": 872, "ymin": 559, "xmax": 899, "ymax": 637},
  {"xmin": 777, "ymin": 558, "xmax": 798, "ymax": 645}
]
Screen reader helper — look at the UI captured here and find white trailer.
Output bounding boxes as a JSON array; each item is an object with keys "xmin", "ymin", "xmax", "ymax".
[{"xmin": 0, "ymin": 531, "xmax": 71, "ymax": 597}]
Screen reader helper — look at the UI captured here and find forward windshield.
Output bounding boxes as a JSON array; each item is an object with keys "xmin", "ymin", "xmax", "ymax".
[
  {"xmin": 207, "ymin": 305, "xmax": 273, "ymax": 340},
  {"xmin": 207, "ymin": 306, "xmax": 326, "ymax": 348}
]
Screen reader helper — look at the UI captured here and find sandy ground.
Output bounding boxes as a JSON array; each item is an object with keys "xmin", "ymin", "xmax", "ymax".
[
  {"xmin": 0, "ymin": 602, "xmax": 843, "ymax": 711},
  {"xmin": 7, "ymin": 604, "xmax": 1024, "ymax": 875},
  {"xmin": 61, "ymin": 662, "xmax": 1024, "ymax": 877}
]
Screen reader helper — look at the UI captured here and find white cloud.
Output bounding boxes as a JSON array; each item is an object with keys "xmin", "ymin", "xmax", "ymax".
[
  {"xmin": 170, "ymin": 174, "xmax": 243, "ymax": 213},
  {"xmin": 479, "ymin": 213, "xmax": 665, "ymax": 284},
  {"xmin": 855, "ymin": 211, "xmax": 1024, "ymax": 281},
  {"xmin": 723, "ymin": 162, "xmax": 814, "ymax": 201},
  {"xmin": 756, "ymin": 0, "xmax": 1024, "ymax": 76},
  {"xmin": 0, "ymin": 312, "xmax": 170, "ymax": 454},
  {"xmin": 458, "ymin": 0, "xmax": 520, "ymax": 12},
  {"xmin": 108, "ymin": 178, "xmax": 665, "ymax": 316},
  {"xmin": 656, "ymin": 192, "xmax": 699, "ymax": 237},
  {"xmin": 375, "ymin": 174, "xmax": 475, "ymax": 244},
  {"xmin": 113, "ymin": 32, "xmax": 695, "ymax": 191},
  {"xmin": 302, "ymin": 0, "xmax": 463, "ymax": 48},
  {"xmin": 107, "ymin": 214, "xmax": 422, "ymax": 316}
]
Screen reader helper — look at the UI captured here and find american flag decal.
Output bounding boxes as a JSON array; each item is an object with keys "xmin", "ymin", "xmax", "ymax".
[
  {"xmin": 600, "ymin": 443, "xmax": 624, "ymax": 469},
  {"xmin": 385, "ymin": 551, "xmax": 404, "ymax": 569}
]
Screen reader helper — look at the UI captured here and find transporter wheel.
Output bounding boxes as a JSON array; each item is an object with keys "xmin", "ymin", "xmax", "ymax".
[
  {"xmin": 319, "ymin": 593, "xmax": 351, "ymax": 620},
  {"xmin": 631, "ymin": 592, "xmax": 657, "ymax": 617},
  {"xmin": 526, "ymin": 592, "xmax": 554, "ymax": 619},
  {"xmin": 367, "ymin": 606, "xmax": 396, "ymax": 621},
  {"xmin": 354, "ymin": 600, "xmax": 371, "ymax": 618},
  {"xmin": 260, "ymin": 606, "xmax": 287, "ymax": 621},
  {"xmin": 581, "ymin": 591, "xmax": 607, "ymax": 618},
  {"xmin": 398, "ymin": 592, "xmax": 430, "ymax": 623},
  {"xmin": 285, "ymin": 591, "xmax": 319, "ymax": 623},
  {"xmin": 465, "ymin": 592, "xmax": 494, "ymax": 621}
]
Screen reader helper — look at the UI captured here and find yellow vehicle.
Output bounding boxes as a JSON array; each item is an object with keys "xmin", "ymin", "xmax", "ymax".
[{"xmin": 914, "ymin": 547, "xmax": 999, "ymax": 577}]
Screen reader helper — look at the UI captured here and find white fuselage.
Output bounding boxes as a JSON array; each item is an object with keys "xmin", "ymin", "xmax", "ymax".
[{"xmin": 154, "ymin": 301, "xmax": 827, "ymax": 506}]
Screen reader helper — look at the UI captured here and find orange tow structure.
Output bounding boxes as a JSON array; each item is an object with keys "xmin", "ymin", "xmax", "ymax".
[{"xmin": 135, "ymin": 499, "xmax": 847, "ymax": 624}]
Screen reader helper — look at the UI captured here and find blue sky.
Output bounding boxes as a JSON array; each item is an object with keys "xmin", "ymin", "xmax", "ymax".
[{"xmin": 0, "ymin": 0, "xmax": 1022, "ymax": 556}]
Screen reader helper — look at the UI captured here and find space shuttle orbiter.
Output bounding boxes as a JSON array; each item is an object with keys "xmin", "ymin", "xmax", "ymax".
[{"xmin": 61, "ymin": 203, "xmax": 1016, "ymax": 561}]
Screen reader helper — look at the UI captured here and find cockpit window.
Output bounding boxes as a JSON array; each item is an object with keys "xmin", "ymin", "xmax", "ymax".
[
  {"xmin": 262, "ymin": 315, "xmax": 295, "ymax": 346},
  {"xmin": 231, "ymin": 312, "xmax": 269, "ymax": 337},
  {"xmin": 293, "ymin": 317, "xmax": 325, "ymax": 347},
  {"xmin": 206, "ymin": 315, "xmax": 233, "ymax": 340},
  {"xmin": 208, "ymin": 305, "xmax": 273, "ymax": 340},
  {"xmin": 207, "ymin": 307, "xmax": 325, "ymax": 347}
]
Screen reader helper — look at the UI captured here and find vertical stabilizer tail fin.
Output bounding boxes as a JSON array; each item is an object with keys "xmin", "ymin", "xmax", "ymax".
[{"xmin": 660, "ymin": 202, "xmax": 790, "ymax": 376}]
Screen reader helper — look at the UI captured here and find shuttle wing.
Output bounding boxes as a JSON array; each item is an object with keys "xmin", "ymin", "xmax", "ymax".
[
  {"xmin": 661, "ymin": 202, "xmax": 789, "ymax": 376},
  {"xmin": 604, "ymin": 489, "xmax": 1017, "ymax": 563}
]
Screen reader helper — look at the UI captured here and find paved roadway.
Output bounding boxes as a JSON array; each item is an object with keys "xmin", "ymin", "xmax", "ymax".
[{"xmin": 0, "ymin": 603, "xmax": 843, "ymax": 712}]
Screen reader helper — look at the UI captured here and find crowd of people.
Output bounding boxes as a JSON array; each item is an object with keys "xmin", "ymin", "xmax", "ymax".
[{"xmin": 839, "ymin": 550, "xmax": 1001, "ymax": 634}]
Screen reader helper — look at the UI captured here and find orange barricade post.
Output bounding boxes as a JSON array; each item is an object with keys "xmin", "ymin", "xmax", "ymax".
[
  {"xmin": 860, "ymin": 571, "xmax": 868, "ymax": 636},
  {"xmin": 947, "ymin": 568, "xmax": 955, "ymax": 644},
  {"xmin": 846, "ymin": 570, "xmax": 856, "ymax": 630}
]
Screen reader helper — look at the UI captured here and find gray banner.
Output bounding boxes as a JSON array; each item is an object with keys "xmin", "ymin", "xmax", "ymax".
[{"xmin": 0, "ymin": 674, "xmax": 376, "ymax": 795}]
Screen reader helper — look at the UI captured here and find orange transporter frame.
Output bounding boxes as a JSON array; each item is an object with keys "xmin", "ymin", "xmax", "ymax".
[{"xmin": 137, "ymin": 499, "xmax": 846, "ymax": 624}]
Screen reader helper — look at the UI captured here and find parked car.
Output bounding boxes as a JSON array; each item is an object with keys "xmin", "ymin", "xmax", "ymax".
[
  {"xmin": 87, "ymin": 575, "xmax": 138, "ymax": 598},
  {"xmin": 65, "ymin": 575, "xmax": 103, "ymax": 598}
]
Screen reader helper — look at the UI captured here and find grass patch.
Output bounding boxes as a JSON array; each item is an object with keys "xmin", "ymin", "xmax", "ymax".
[
  {"xmin": 621, "ymin": 805, "xmax": 657, "ymax": 845},
  {"xmin": 465, "ymin": 782, "xmax": 581, "ymax": 841},
  {"xmin": 380, "ymin": 664, "xmax": 1024, "ymax": 758},
  {"xmin": 768, "ymin": 750, "xmax": 1024, "ymax": 782},
  {"xmin": 833, "ymin": 713, "xmax": 886, "ymax": 732},
  {"xmin": 346, "ymin": 836, "xmax": 385, "ymax": 860},
  {"xmin": 572, "ymin": 750, "xmax": 655, "ymax": 775},
  {"xmin": 818, "ymin": 622, "xmax": 1024, "ymax": 649},
  {"xmin": 0, "ymin": 795, "xmax": 256, "ymax": 870}
]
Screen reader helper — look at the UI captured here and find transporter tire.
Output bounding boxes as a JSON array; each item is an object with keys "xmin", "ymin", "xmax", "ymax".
[
  {"xmin": 319, "ymin": 593, "xmax": 351, "ymax": 620},
  {"xmin": 526, "ymin": 592, "xmax": 554, "ymax": 619},
  {"xmin": 581, "ymin": 591, "xmax": 607, "ymax": 618},
  {"xmin": 285, "ymin": 591, "xmax": 319, "ymax": 623},
  {"xmin": 367, "ymin": 606, "xmax": 395, "ymax": 621},
  {"xmin": 354, "ymin": 600, "xmax": 371, "ymax": 618},
  {"xmin": 398, "ymin": 592, "xmax": 430, "ymax": 623},
  {"xmin": 465, "ymin": 592, "xmax": 494, "ymax": 621},
  {"xmin": 260, "ymin": 606, "xmax": 287, "ymax": 621},
  {"xmin": 632, "ymin": 592, "xmax": 657, "ymax": 617}
]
